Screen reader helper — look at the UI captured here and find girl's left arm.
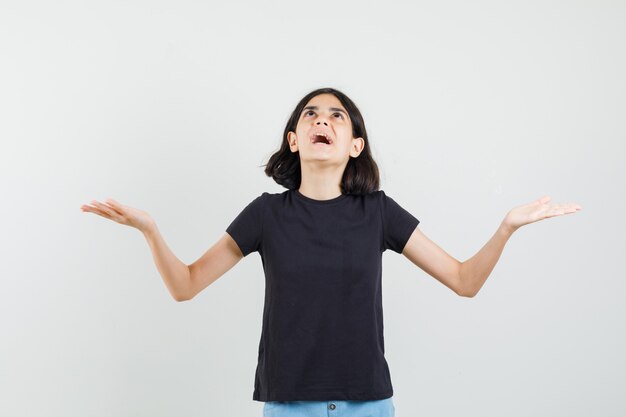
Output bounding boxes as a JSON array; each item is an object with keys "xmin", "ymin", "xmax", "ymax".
[
  {"xmin": 460, "ymin": 195, "xmax": 582, "ymax": 297},
  {"xmin": 402, "ymin": 195, "xmax": 582, "ymax": 298}
]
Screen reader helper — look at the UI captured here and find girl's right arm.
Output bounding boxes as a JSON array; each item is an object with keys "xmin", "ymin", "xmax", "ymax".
[
  {"xmin": 143, "ymin": 227, "xmax": 244, "ymax": 301},
  {"xmin": 142, "ymin": 224, "xmax": 193, "ymax": 301},
  {"xmin": 81, "ymin": 198, "xmax": 243, "ymax": 301},
  {"xmin": 186, "ymin": 232, "xmax": 244, "ymax": 300},
  {"xmin": 143, "ymin": 226, "xmax": 244, "ymax": 301}
]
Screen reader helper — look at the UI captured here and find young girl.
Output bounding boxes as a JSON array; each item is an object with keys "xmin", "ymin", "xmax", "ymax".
[{"xmin": 81, "ymin": 87, "xmax": 582, "ymax": 417}]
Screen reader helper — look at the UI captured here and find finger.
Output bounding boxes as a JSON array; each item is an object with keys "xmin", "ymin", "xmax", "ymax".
[
  {"xmin": 103, "ymin": 198, "xmax": 124, "ymax": 216},
  {"xmin": 80, "ymin": 204, "xmax": 97, "ymax": 213},
  {"xmin": 554, "ymin": 206, "xmax": 580, "ymax": 215},
  {"xmin": 90, "ymin": 200, "xmax": 118, "ymax": 218},
  {"xmin": 552, "ymin": 203, "xmax": 571, "ymax": 211},
  {"xmin": 81, "ymin": 203, "xmax": 109, "ymax": 218},
  {"xmin": 547, "ymin": 207, "xmax": 565, "ymax": 216},
  {"xmin": 532, "ymin": 195, "xmax": 551, "ymax": 207},
  {"xmin": 105, "ymin": 197, "xmax": 121, "ymax": 207}
]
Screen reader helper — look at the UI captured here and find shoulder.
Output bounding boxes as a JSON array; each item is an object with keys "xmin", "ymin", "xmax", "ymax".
[
  {"xmin": 359, "ymin": 189, "xmax": 385, "ymax": 204},
  {"xmin": 341, "ymin": 190, "xmax": 384, "ymax": 206},
  {"xmin": 250, "ymin": 190, "xmax": 284, "ymax": 201},
  {"xmin": 259, "ymin": 190, "xmax": 288, "ymax": 202},
  {"xmin": 348, "ymin": 190, "xmax": 384, "ymax": 198}
]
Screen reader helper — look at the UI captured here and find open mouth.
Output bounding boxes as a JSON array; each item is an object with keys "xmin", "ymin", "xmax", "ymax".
[{"xmin": 310, "ymin": 133, "xmax": 333, "ymax": 145}]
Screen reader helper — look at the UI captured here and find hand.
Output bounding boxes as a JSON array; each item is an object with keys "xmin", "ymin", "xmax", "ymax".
[
  {"xmin": 503, "ymin": 195, "xmax": 583, "ymax": 232},
  {"xmin": 80, "ymin": 198, "xmax": 156, "ymax": 233}
]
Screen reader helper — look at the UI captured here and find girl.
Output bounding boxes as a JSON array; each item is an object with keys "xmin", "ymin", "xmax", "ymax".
[{"xmin": 81, "ymin": 87, "xmax": 582, "ymax": 417}]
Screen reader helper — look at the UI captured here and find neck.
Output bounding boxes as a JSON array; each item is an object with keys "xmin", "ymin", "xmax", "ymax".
[{"xmin": 298, "ymin": 163, "xmax": 344, "ymax": 200}]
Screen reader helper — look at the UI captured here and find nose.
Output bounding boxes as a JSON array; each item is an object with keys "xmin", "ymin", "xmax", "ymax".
[{"xmin": 315, "ymin": 120, "xmax": 329, "ymax": 126}]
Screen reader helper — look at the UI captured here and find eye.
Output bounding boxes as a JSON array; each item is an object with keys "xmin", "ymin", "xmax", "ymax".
[{"xmin": 303, "ymin": 110, "xmax": 344, "ymax": 119}]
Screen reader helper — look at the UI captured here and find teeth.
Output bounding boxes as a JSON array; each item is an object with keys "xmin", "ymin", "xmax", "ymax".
[{"xmin": 312, "ymin": 132, "xmax": 332, "ymax": 143}]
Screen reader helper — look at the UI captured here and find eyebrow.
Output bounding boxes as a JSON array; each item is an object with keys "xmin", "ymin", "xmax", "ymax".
[{"xmin": 302, "ymin": 106, "xmax": 348, "ymax": 117}]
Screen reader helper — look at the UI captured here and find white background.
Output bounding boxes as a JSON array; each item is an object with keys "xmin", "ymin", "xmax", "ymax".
[{"xmin": 1, "ymin": 0, "xmax": 623, "ymax": 416}]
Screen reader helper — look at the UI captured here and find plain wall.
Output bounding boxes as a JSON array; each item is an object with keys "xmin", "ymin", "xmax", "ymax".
[{"xmin": 1, "ymin": 0, "xmax": 623, "ymax": 416}]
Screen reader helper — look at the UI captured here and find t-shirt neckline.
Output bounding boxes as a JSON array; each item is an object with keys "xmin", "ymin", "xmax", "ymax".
[{"xmin": 293, "ymin": 189, "xmax": 348, "ymax": 205}]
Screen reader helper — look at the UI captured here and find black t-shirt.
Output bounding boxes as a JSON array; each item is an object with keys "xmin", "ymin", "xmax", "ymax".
[{"xmin": 225, "ymin": 189, "xmax": 420, "ymax": 402}]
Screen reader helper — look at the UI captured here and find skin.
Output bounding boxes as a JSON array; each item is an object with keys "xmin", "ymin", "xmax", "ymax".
[
  {"xmin": 402, "ymin": 195, "xmax": 582, "ymax": 298},
  {"xmin": 287, "ymin": 93, "xmax": 364, "ymax": 201},
  {"xmin": 80, "ymin": 93, "xmax": 583, "ymax": 300}
]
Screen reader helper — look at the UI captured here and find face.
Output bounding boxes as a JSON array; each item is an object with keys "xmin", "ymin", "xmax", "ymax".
[{"xmin": 287, "ymin": 93, "xmax": 364, "ymax": 163}]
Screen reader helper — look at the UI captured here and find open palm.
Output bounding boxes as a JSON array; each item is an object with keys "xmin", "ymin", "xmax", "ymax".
[
  {"xmin": 504, "ymin": 195, "xmax": 582, "ymax": 231},
  {"xmin": 80, "ymin": 198, "xmax": 155, "ymax": 233}
]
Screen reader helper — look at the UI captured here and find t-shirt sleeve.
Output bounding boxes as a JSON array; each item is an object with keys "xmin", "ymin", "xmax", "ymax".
[
  {"xmin": 380, "ymin": 190, "xmax": 420, "ymax": 253},
  {"xmin": 225, "ymin": 192, "xmax": 267, "ymax": 257}
]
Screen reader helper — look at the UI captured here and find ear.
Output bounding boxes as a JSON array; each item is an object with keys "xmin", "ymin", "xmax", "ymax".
[
  {"xmin": 288, "ymin": 131, "xmax": 298, "ymax": 152},
  {"xmin": 350, "ymin": 137, "xmax": 365, "ymax": 157}
]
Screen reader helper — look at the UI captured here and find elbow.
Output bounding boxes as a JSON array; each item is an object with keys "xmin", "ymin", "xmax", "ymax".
[
  {"xmin": 174, "ymin": 266, "xmax": 193, "ymax": 302},
  {"xmin": 173, "ymin": 294, "xmax": 187, "ymax": 302},
  {"xmin": 458, "ymin": 279, "xmax": 477, "ymax": 297},
  {"xmin": 457, "ymin": 275, "xmax": 476, "ymax": 298},
  {"xmin": 457, "ymin": 264, "xmax": 477, "ymax": 298},
  {"xmin": 459, "ymin": 289, "xmax": 476, "ymax": 298},
  {"xmin": 173, "ymin": 289, "xmax": 192, "ymax": 302},
  {"xmin": 457, "ymin": 286, "xmax": 474, "ymax": 298}
]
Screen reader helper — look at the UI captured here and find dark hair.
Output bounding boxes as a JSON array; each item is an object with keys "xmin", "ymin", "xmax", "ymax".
[{"xmin": 263, "ymin": 87, "xmax": 380, "ymax": 195}]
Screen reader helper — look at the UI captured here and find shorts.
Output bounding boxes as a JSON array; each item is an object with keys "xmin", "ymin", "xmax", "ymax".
[{"xmin": 262, "ymin": 397, "xmax": 395, "ymax": 417}]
